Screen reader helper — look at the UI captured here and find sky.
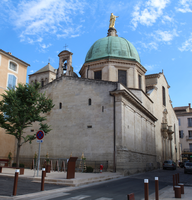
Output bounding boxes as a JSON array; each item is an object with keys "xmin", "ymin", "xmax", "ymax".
[{"xmin": 0, "ymin": 0, "xmax": 192, "ymax": 107}]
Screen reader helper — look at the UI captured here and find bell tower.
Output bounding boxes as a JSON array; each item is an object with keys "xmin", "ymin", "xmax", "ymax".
[{"xmin": 57, "ymin": 50, "xmax": 73, "ymax": 78}]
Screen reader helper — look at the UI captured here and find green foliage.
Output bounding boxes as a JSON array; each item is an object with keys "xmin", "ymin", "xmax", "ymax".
[
  {"xmin": 0, "ymin": 83, "xmax": 54, "ymax": 166},
  {"xmin": 19, "ymin": 163, "xmax": 25, "ymax": 168},
  {"xmin": 86, "ymin": 166, "xmax": 93, "ymax": 173},
  {"xmin": 12, "ymin": 163, "xmax": 16, "ymax": 167},
  {"xmin": 8, "ymin": 152, "xmax": 12, "ymax": 161}
]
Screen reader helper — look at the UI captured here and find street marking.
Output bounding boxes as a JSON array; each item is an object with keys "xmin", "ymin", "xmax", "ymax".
[
  {"xmin": 30, "ymin": 193, "xmax": 70, "ymax": 200},
  {"xmin": 95, "ymin": 198, "xmax": 113, "ymax": 200},
  {"xmin": 64, "ymin": 195, "xmax": 90, "ymax": 200}
]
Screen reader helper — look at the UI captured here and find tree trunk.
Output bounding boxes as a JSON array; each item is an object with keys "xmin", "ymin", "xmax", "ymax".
[{"xmin": 16, "ymin": 138, "xmax": 21, "ymax": 168}]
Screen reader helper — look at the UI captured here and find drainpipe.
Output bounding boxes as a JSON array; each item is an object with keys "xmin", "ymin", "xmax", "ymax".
[
  {"xmin": 110, "ymin": 83, "xmax": 118, "ymax": 173},
  {"xmin": 113, "ymin": 94, "xmax": 116, "ymax": 172},
  {"xmin": 87, "ymin": 65, "xmax": 90, "ymax": 78}
]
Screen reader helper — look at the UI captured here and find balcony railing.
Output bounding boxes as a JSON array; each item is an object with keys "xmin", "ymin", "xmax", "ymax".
[
  {"xmin": 182, "ymin": 148, "xmax": 192, "ymax": 153},
  {"xmin": 186, "ymin": 136, "xmax": 192, "ymax": 140}
]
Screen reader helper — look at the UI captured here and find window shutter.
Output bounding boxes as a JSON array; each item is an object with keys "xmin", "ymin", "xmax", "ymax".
[
  {"xmin": 181, "ymin": 130, "xmax": 184, "ymax": 138},
  {"xmin": 12, "ymin": 75, "xmax": 16, "ymax": 89},
  {"xmin": 8, "ymin": 74, "xmax": 13, "ymax": 88}
]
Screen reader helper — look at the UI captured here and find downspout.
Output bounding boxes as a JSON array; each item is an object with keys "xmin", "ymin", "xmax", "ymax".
[
  {"xmin": 113, "ymin": 94, "xmax": 116, "ymax": 172},
  {"xmin": 87, "ymin": 65, "xmax": 90, "ymax": 78},
  {"xmin": 110, "ymin": 82, "xmax": 118, "ymax": 173}
]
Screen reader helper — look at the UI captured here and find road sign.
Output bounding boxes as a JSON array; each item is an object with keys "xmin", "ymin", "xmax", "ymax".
[
  {"xmin": 36, "ymin": 130, "xmax": 44, "ymax": 140},
  {"xmin": 37, "ymin": 140, "xmax": 43, "ymax": 143}
]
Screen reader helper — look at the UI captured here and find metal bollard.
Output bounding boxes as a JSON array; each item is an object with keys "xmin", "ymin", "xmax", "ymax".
[
  {"xmin": 155, "ymin": 177, "xmax": 159, "ymax": 200},
  {"xmin": 127, "ymin": 193, "xmax": 135, "ymax": 200},
  {"xmin": 178, "ymin": 183, "xmax": 184, "ymax": 194},
  {"xmin": 175, "ymin": 174, "xmax": 178, "ymax": 186},
  {"xmin": 173, "ymin": 174, "xmax": 175, "ymax": 190},
  {"xmin": 177, "ymin": 173, "xmax": 180, "ymax": 184},
  {"xmin": 174, "ymin": 186, "xmax": 181, "ymax": 198},
  {"xmin": 41, "ymin": 168, "xmax": 46, "ymax": 191},
  {"xmin": 13, "ymin": 169, "xmax": 20, "ymax": 196},
  {"xmin": 144, "ymin": 179, "xmax": 149, "ymax": 200}
]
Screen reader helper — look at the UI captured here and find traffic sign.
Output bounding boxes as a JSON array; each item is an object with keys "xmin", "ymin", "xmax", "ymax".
[
  {"xmin": 37, "ymin": 140, "xmax": 43, "ymax": 143},
  {"xmin": 36, "ymin": 130, "xmax": 44, "ymax": 140}
]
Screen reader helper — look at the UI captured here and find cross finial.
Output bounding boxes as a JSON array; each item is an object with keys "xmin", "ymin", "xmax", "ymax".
[
  {"xmin": 64, "ymin": 44, "xmax": 68, "ymax": 50},
  {"xmin": 48, "ymin": 58, "xmax": 50, "ymax": 63}
]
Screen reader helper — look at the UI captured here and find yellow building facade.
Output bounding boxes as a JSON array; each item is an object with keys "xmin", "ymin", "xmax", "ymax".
[{"xmin": 0, "ymin": 49, "xmax": 29, "ymax": 158}]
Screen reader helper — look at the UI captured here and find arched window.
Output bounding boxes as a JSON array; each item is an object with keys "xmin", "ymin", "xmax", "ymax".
[
  {"xmin": 7, "ymin": 74, "xmax": 17, "ymax": 89},
  {"xmin": 59, "ymin": 102, "xmax": 62, "ymax": 109},
  {"xmin": 162, "ymin": 86, "xmax": 166, "ymax": 106},
  {"xmin": 88, "ymin": 98, "xmax": 91, "ymax": 105}
]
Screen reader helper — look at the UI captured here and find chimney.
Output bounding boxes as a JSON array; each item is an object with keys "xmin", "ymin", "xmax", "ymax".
[
  {"xmin": 189, "ymin": 103, "xmax": 191, "ymax": 108},
  {"xmin": 7, "ymin": 52, "xmax": 12, "ymax": 55}
]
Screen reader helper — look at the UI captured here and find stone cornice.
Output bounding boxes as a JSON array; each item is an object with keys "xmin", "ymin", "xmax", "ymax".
[
  {"xmin": 110, "ymin": 89, "xmax": 157, "ymax": 122},
  {"xmin": 128, "ymin": 88, "xmax": 154, "ymax": 103},
  {"xmin": 80, "ymin": 57, "xmax": 147, "ymax": 75}
]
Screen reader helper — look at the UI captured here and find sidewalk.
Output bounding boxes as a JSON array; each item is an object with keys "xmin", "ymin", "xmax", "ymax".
[
  {"xmin": 148, "ymin": 185, "xmax": 192, "ymax": 200},
  {"xmin": 0, "ymin": 168, "xmax": 123, "ymax": 186}
]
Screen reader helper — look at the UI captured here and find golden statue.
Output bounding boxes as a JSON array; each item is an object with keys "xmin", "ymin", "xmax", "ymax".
[{"xmin": 109, "ymin": 13, "xmax": 119, "ymax": 28}]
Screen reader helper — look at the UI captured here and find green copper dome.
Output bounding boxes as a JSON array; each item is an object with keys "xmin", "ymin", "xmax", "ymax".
[{"xmin": 85, "ymin": 36, "xmax": 140, "ymax": 63}]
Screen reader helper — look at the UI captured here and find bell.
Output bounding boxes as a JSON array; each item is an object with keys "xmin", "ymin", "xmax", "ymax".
[{"xmin": 63, "ymin": 63, "xmax": 67, "ymax": 70}]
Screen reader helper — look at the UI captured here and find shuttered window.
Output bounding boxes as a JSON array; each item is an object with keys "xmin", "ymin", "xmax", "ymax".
[
  {"xmin": 188, "ymin": 118, "xmax": 192, "ymax": 127},
  {"xmin": 7, "ymin": 74, "xmax": 16, "ymax": 89},
  {"xmin": 118, "ymin": 70, "xmax": 127, "ymax": 87},
  {"xmin": 179, "ymin": 130, "xmax": 184, "ymax": 138},
  {"xmin": 162, "ymin": 86, "xmax": 166, "ymax": 106},
  {"xmin": 94, "ymin": 71, "xmax": 102, "ymax": 80}
]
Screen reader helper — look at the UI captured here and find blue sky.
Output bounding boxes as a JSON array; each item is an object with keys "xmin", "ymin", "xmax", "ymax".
[{"xmin": 0, "ymin": 0, "xmax": 192, "ymax": 107}]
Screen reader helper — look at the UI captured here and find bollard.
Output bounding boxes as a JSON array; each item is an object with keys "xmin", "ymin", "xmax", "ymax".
[
  {"xmin": 144, "ymin": 179, "xmax": 149, "ymax": 200},
  {"xmin": 178, "ymin": 183, "xmax": 184, "ymax": 194},
  {"xmin": 175, "ymin": 174, "xmax": 178, "ymax": 186},
  {"xmin": 41, "ymin": 168, "xmax": 46, "ymax": 191},
  {"xmin": 155, "ymin": 177, "xmax": 159, "ymax": 200},
  {"xmin": 173, "ymin": 174, "xmax": 175, "ymax": 190},
  {"xmin": 127, "ymin": 193, "xmax": 135, "ymax": 200},
  {"xmin": 13, "ymin": 169, "xmax": 19, "ymax": 196},
  {"xmin": 177, "ymin": 173, "xmax": 180, "ymax": 184},
  {"xmin": 174, "ymin": 186, "xmax": 181, "ymax": 198}
]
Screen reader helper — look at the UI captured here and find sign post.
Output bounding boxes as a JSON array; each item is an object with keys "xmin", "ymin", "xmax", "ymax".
[{"xmin": 36, "ymin": 130, "xmax": 44, "ymax": 177}]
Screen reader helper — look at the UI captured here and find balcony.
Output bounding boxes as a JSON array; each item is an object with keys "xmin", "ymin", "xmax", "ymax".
[
  {"xmin": 186, "ymin": 136, "xmax": 192, "ymax": 141},
  {"xmin": 182, "ymin": 148, "xmax": 192, "ymax": 153}
]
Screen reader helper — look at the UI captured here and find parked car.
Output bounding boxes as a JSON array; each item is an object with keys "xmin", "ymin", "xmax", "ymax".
[
  {"xmin": 163, "ymin": 160, "xmax": 176, "ymax": 170},
  {"xmin": 184, "ymin": 162, "xmax": 192, "ymax": 174}
]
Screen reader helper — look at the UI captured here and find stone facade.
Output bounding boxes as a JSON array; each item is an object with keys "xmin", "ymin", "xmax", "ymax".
[
  {"xmin": 174, "ymin": 104, "xmax": 192, "ymax": 161},
  {"xmin": 0, "ymin": 49, "xmax": 29, "ymax": 158},
  {"xmin": 20, "ymin": 28, "xmax": 180, "ymax": 174}
]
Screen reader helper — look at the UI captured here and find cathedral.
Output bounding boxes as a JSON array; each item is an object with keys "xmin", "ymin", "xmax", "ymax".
[{"xmin": 21, "ymin": 24, "xmax": 180, "ymax": 174}]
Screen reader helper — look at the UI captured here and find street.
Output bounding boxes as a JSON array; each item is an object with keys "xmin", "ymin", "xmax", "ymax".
[{"xmin": 35, "ymin": 168, "xmax": 192, "ymax": 200}]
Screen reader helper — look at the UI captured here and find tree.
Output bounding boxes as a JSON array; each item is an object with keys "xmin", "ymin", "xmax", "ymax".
[{"xmin": 0, "ymin": 83, "xmax": 54, "ymax": 167}]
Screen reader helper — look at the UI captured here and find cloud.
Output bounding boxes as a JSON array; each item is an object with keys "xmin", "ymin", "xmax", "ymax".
[
  {"xmin": 161, "ymin": 15, "xmax": 174, "ymax": 24},
  {"xmin": 131, "ymin": 0, "xmax": 170, "ymax": 29},
  {"xmin": 6, "ymin": 0, "xmax": 86, "ymax": 43},
  {"xmin": 179, "ymin": 34, "xmax": 192, "ymax": 51},
  {"xmin": 40, "ymin": 43, "xmax": 52, "ymax": 49},
  {"xmin": 176, "ymin": 0, "xmax": 192, "ymax": 13},
  {"xmin": 145, "ymin": 65, "xmax": 155, "ymax": 70},
  {"xmin": 138, "ymin": 41, "xmax": 158, "ymax": 50},
  {"xmin": 152, "ymin": 29, "xmax": 178, "ymax": 43}
]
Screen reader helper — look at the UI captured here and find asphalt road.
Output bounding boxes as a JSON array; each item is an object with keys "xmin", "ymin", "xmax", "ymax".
[
  {"xmin": 0, "ymin": 168, "xmax": 191, "ymax": 200},
  {"xmin": 50, "ymin": 168, "xmax": 192, "ymax": 200}
]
